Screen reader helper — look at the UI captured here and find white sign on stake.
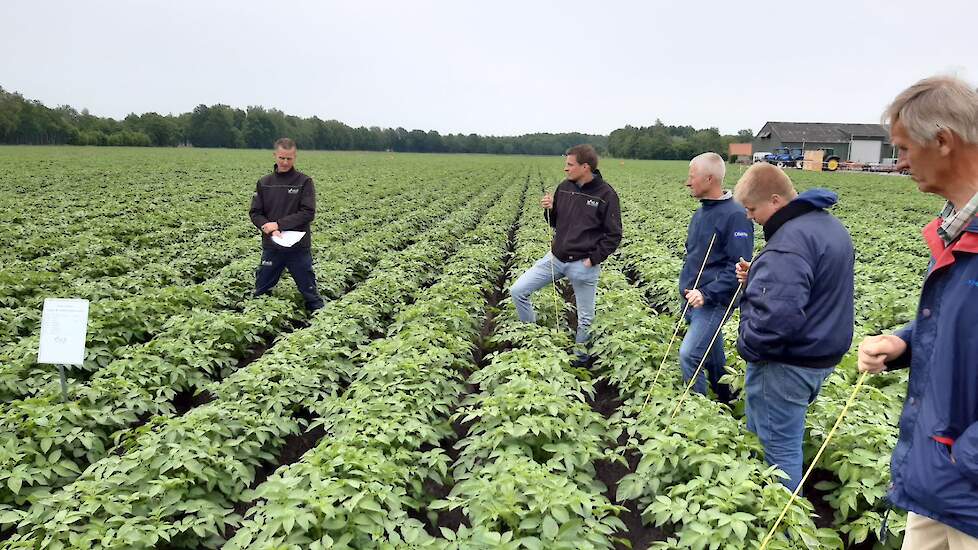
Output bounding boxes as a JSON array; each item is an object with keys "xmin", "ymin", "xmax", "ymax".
[{"xmin": 38, "ymin": 298, "xmax": 90, "ymax": 366}]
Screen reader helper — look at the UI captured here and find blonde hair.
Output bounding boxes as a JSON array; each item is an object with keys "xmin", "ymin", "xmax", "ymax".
[
  {"xmin": 884, "ymin": 75, "xmax": 978, "ymax": 145},
  {"xmin": 689, "ymin": 152, "xmax": 726, "ymax": 184},
  {"xmin": 734, "ymin": 163, "xmax": 797, "ymax": 205}
]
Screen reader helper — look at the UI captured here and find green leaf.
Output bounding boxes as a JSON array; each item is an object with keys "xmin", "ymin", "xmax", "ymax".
[
  {"xmin": 542, "ymin": 516, "xmax": 559, "ymax": 540},
  {"xmin": 7, "ymin": 477, "xmax": 22, "ymax": 495}
]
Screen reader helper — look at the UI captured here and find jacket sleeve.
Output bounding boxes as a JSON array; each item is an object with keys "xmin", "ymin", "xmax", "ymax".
[
  {"xmin": 699, "ymin": 211, "xmax": 754, "ymax": 305},
  {"xmin": 248, "ymin": 179, "xmax": 269, "ymax": 229},
  {"xmin": 954, "ymin": 421, "xmax": 978, "ymax": 484},
  {"xmin": 588, "ymin": 189, "xmax": 623, "ymax": 265},
  {"xmin": 738, "ymin": 251, "xmax": 813, "ymax": 359},
  {"xmin": 277, "ymin": 178, "xmax": 316, "ymax": 230}
]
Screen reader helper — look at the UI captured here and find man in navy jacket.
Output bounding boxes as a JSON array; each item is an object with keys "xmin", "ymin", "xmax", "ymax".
[
  {"xmin": 733, "ymin": 163, "xmax": 855, "ymax": 492},
  {"xmin": 859, "ymin": 75, "xmax": 978, "ymax": 548},
  {"xmin": 678, "ymin": 152, "xmax": 753, "ymax": 403}
]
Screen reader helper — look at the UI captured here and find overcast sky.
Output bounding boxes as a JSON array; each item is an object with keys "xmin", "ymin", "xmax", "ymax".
[{"xmin": 2, "ymin": 0, "xmax": 976, "ymax": 136}]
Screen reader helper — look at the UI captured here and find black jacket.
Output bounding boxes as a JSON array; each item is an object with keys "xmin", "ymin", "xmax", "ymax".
[
  {"xmin": 547, "ymin": 170, "xmax": 622, "ymax": 265},
  {"xmin": 248, "ymin": 165, "xmax": 316, "ymax": 249}
]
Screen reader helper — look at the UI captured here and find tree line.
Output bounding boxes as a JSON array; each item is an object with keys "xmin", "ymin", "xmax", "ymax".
[
  {"xmin": 608, "ymin": 121, "xmax": 754, "ymax": 161},
  {"xmin": 0, "ymin": 86, "xmax": 751, "ymax": 159},
  {"xmin": 0, "ymin": 87, "xmax": 607, "ymax": 155}
]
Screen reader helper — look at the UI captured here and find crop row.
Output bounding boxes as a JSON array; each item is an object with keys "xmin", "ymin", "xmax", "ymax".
[
  {"xmin": 424, "ymin": 176, "xmax": 627, "ymax": 549},
  {"xmin": 224, "ymin": 174, "xmax": 527, "ymax": 549}
]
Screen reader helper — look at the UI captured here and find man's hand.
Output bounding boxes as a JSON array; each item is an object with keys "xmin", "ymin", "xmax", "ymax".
[
  {"xmin": 857, "ymin": 334, "xmax": 907, "ymax": 373},
  {"xmin": 735, "ymin": 257, "xmax": 751, "ymax": 285},
  {"xmin": 541, "ymin": 193, "xmax": 553, "ymax": 209},
  {"xmin": 684, "ymin": 288, "xmax": 705, "ymax": 308},
  {"xmin": 261, "ymin": 222, "xmax": 280, "ymax": 235},
  {"xmin": 272, "ymin": 230, "xmax": 282, "ymax": 238},
  {"xmin": 583, "ymin": 258, "xmax": 593, "ymax": 268}
]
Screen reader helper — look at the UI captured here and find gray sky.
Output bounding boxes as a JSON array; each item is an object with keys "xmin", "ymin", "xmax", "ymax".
[{"xmin": 2, "ymin": 0, "xmax": 976, "ymax": 136}]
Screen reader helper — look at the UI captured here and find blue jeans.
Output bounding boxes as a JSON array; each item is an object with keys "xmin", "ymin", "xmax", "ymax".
[
  {"xmin": 679, "ymin": 303, "xmax": 733, "ymax": 402},
  {"xmin": 510, "ymin": 252, "xmax": 600, "ymax": 344},
  {"xmin": 745, "ymin": 361, "xmax": 835, "ymax": 492},
  {"xmin": 254, "ymin": 246, "xmax": 324, "ymax": 311}
]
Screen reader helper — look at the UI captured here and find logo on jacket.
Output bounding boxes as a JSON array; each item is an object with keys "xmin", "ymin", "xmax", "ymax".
[
  {"xmin": 734, "ymin": 231, "xmax": 749, "ymax": 238},
  {"xmin": 968, "ymin": 279, "xmax": 978, "ymax": 288},
  {"xmin": 288, "ymin": 188, "xmax": 299, "ymax": 194},
  {"xmin": 586, "ymin": 199, "xmax": 599, "ymax": 207}
]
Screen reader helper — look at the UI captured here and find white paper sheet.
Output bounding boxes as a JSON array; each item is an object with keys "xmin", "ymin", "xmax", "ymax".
[
  {"xmin": 38, "ymin": 298, "xmax": 90, "ymax": 365},
  {"xmin": 271, "ymin": 231, "xmax": 306, "ymax": 248}
]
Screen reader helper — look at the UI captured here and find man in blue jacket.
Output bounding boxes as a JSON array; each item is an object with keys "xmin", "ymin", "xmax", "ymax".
[
  {"xmin": 679, "ymin": 152, "xmax": 753, "ymax": 403},
  {"xmin": 733, "ymin": 162, "xmax": 855, "ymax": 492},
  {"xmin": 859, "ymin": 75, "xmax": 978, "ymax": 548}
]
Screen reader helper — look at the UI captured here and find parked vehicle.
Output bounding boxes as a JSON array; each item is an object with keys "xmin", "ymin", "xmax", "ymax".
[{"xmin": 763, "ymin": 147, "xmax": 804, "ymax": 168}]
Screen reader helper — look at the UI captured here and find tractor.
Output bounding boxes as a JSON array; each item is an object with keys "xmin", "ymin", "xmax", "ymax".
[
  {"xmin": 763, "ymin": 147, "xmax": 842, "ymax": 171},
  {"xmin": 763, "ymin": 147, "xmax": 804, "ymax": 168}
]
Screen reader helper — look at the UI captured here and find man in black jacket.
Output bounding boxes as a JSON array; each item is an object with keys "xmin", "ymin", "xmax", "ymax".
[
  {"xmin": 510, "ymin": 144, "xmax": 623, "ymax": 355},
  {"xmin": 249, "ymin": 138, "xmax": 324, "ymax": 311}
]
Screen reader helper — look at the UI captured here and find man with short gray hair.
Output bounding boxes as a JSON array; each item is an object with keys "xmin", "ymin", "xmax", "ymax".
[
  {"xmin": 858, "ymin": 75, "xmax": 978, "ymax": 548},
  {"xmin": 678, "ymin": 152, "xmax": 753, "ymax": 403}
]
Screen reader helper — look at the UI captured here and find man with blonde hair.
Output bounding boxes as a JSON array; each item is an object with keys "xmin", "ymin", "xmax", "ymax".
[
  {"xmin": 733, "ymin": 162, "xmax": 854, "ymax": 491},
  {"xmin": 858, "ymin": 75, "xmax": 978, "ymax": 548},
  {"xmin": 678, "ymin": 152, "xmax": 753, "ymax": 403}
]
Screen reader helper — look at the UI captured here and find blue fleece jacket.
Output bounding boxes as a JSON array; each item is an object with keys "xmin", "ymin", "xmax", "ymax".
[
  {"xmin": 679, "ymin": 193, "xmax": 754, "ymax": 307},
  {"xmin": 737, "ymin": 189, "xmax": 855, "ymax": 368}
]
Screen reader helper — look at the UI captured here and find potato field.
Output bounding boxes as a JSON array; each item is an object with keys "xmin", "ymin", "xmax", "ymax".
[{"xmin": 0, "ymin": 147, "xmax": 940, "ymax": 549}]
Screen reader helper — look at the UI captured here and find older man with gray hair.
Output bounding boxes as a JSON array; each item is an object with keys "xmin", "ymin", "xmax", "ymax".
[
  {"xmin": 677, "ymin": 152, "xmax": 753, "ymax": 403},
  {"xmin": 858, "ymin": 75, "xmax": 978, "ymax": 549}
]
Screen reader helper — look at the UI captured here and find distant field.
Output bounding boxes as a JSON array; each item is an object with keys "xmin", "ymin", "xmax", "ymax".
[{"xmin": 0, "ymin": 147, "xmax": 937, "ymax": 549}]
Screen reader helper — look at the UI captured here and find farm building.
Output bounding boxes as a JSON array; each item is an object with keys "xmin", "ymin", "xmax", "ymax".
[{"xmin": 752, "ymin": 122, "xmax": 894, "ymax": 164}]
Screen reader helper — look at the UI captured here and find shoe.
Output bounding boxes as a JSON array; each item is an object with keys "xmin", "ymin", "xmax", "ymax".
[{"xmin": 571, "ymin": 353, "xmax": 592, "ymax": 369}]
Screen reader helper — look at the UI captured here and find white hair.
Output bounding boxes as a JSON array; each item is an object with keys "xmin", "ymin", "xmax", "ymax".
[
  {"xmin": 884, "ymin": 75, "xmax": 978, "ymax": 145},
  {"xmin": 689, "ymin": 152, "xmax": 726, "ymax": 184}
]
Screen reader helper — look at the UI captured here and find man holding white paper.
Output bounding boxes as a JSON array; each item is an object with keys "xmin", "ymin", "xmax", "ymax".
[{"xmin": 249, "ymin": 137, "xmax": 324, "ymax": 311}]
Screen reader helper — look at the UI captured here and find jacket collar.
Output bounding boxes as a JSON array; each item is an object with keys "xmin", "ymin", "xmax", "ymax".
[
  {"xmin": 700, "ymin": 190, "xmax": 733, "ymax": 205},
  {"xmin": 273, "ymin": 164, "xmax": 296, "ymax": 176},
  {"xmin": 762, "ymin": 200, "xmax": 817, "ymax": 240},
  {"xmin": 923, "ymin": 215, "xmax": 978, "ymax": 275},
  {"xmin": 572, "ymin": 169, "xmax": 604, "ymax": 190}
]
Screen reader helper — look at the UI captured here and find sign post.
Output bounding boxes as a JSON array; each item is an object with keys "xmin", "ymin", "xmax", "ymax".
[{"xmin": 37, "ymin": 298, "xmax": 90, "ymax": 403}]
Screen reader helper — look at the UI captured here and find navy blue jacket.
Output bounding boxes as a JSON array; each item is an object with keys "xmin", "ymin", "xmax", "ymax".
[
  {"xmin": 886, "ymin": 216, "xmax": 978, "ymax": 538},
  {"xmin": 737, "ymin": 189, "xmax": 854, "ymax": 368},
  {"xmin": 679, "ymin": 193, "xmax": 754, "ymax": 306}
]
